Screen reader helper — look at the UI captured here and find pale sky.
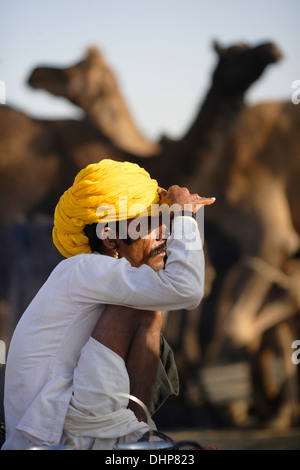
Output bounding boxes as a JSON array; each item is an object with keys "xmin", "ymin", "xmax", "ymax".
[{"xmin": 0, "ymin": 0, "xmax": 299, "ymax": 140}]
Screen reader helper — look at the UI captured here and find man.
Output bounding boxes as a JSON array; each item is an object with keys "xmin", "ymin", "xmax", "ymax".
[{"xmin": 2, "ymin": 159, "xmax": 214, "ymax": 450}]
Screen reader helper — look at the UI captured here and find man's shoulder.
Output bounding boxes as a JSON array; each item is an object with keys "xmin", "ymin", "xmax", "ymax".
[
  {"xmin": 52, "ymin": 252, "xmax": 129, "ymax": 283},
  {"xmin": 57, "ymin": 252, "xmax": 103, "ymax": 268}
]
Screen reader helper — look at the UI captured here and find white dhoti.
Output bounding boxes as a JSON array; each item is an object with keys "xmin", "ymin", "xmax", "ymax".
[{"xmin": 63, "ymin": 337, "xmax": 150, "ymax": 450}]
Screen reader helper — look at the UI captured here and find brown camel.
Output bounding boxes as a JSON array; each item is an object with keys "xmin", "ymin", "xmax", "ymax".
[
  {"xmin": 0, "ymin": 49, "xmax": 161, "ymax": 227},
  {"xmin": 151, "ymin": 41, "xmax": 287, "ymax": 407},
  {"xmin": 139, "ymin": 40, "xmax": 283, "ymax": 189},
  {"xmin": 148, "ymin": 42, "xmax": 300, "ymax": 427},
  {"xmin": 202, "ymin": 99, "xmax": 300, "ymax": 427},
  {"xmin": 28, "ymin": 47, "xmax": 161, "ymax": 157}
]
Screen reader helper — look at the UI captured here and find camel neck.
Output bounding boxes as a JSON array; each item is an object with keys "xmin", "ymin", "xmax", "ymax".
[
  {"xmin": 179, "ymin": 86, "xmax": 245, "ymax": 148},
  {"xmin": 82, "ymin": 90, "xmax": 160, "ymax": 157}
]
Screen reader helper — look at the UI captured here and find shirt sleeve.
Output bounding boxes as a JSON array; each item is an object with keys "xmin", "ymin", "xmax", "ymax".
[{"xmin": 68, "ymin": 216, "xmax": 205, "ymax": 311}]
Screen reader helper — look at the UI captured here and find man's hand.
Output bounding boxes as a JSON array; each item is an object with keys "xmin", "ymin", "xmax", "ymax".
[{"xmin": 157, "ymin": 185, "xmax": 215, "ymax": 213}]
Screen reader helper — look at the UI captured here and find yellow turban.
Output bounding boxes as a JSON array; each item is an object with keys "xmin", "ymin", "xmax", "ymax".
[{"xmin": 52, "ymin": 159, "xmax": 160, "ymax": 258}]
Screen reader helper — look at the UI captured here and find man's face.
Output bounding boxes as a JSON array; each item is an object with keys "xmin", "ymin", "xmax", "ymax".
[{"xmin": 117, "ymin": 216, "xmax": 169, "ymax": 272}]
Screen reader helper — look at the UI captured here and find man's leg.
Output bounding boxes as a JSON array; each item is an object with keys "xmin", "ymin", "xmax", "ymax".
[{"xmin": 92, "ymin": 305, "xmax": 162, "ymax": 422}]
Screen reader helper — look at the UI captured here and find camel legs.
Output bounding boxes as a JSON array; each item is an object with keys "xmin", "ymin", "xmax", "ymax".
[
  {"xmin": 248, "ymin": 319, "xmax": 299, "ymax": 428},
  {"xmin": 205, "ymin": 256, "xmax": 299, "ymax": 428},
  {"xmin": 163, "ymin": 307, "xmax": 205, "ymax": 407}
]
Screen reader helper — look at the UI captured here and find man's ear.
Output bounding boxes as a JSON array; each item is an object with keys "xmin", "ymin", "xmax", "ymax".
[{"xmin": 98, "ymin": 226, "xmax": 118, "ymax": 255}]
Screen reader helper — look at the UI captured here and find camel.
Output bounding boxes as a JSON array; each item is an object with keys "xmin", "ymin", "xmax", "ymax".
[
  {"xmin": 150, "ymin": 42, "xmax": 291, "ymax": 411},
  {"xmin": 146, "ymin": 42, "xmax": 300, "ymax": 426},
  {"xmin": 201, "ymin": 98, "xmax": 300, "ymax": 427},
  {"xmin": 138, "ymin": 40, "xmax": 283, "ymax": 189},
  {"xmin": 0, "ymin": 48, "xmax": 162, "ymax": 227},
  {"xmin": 28, "ymin": 47, "xmax": 161, "ymax": 157}
]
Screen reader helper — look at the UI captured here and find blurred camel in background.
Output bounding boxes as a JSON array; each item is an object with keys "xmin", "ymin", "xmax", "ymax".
[
  {"xmin": 202, "ymin": 97, "xmax": 300, "ymax": 427},
  {"xmin": 28, "ymin": 47, "xmax": 161, "ymax": 157}
]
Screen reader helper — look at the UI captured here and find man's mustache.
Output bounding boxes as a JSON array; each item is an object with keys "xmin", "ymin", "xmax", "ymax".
[{"xmin": 150, "ymin": 241, "xmax": 167, "ymax": 258}]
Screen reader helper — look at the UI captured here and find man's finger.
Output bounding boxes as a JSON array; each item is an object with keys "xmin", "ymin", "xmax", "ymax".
[
  {"xmin": 157, "ymin": 187, "xmax": 168, "ymax": 198},
  {"xmin": 196, "ymin": 197, "xmax": 216, "ymax": 206}
]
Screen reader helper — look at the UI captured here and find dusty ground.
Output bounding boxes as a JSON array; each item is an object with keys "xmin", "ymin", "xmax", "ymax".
[
  {"xmin": 155, "ymin": 361, "xmax": 300, "ymax": 450},
  {"xmin": 166, "ymin": 427, "xmax": 300, "ymax": 450}
]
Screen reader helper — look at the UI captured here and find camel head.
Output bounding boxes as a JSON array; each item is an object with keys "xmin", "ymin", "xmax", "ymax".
[
  {"xmin": 27, "ymin": 47, "xmax": 118, "ymax": 109},
  {"xmin": 212, "ymin": 40, "xmax": 282, "ymax": 95},
  {"xmin": 28, "ymin": 47, "xmax": 161, "ymax": 156}
]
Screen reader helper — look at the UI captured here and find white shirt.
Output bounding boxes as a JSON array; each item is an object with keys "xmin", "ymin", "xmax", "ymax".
[{"xmin": 2, "ymin": 216, "xmax": 204, "ymax": 450}]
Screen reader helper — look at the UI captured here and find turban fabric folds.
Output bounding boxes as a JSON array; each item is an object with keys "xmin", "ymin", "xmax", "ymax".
[{"xmin": 52, "ymin": 159, "xmax": 160, "ymax": 258}]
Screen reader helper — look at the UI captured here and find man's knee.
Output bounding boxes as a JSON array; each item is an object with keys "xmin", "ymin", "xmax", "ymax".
[
  {"xmin": 92, "ymin": 306, "xmax": 162, "ymax": 359},
  {"xmin": 94, "ymin": 305, "xmax": 162, "ymax": 334},
  {"xmin": 140, "ymin": 310, "xmax": 162, "ymax": 332},
  {"xmin": 117, "ymin": 306, "xmax": 162, "ymax": 330}
]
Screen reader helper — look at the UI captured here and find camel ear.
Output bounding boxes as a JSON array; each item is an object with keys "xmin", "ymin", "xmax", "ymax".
[
  {"xmin": 86, "ymin": 46, "xmax": 102, "ymax": 62},
  {"xmin": 213, "ymin": 40, "xmax": 226, "ymax": 57}
]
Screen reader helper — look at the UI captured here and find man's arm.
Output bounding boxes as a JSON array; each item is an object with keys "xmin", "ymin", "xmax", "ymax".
[
  {"xmin": 68, "ymin": 216, "xmax": 202, "ymax": 310},
  {"xmin": 69, "ymin": 186, "xmax": 215, "ymax": 311}
]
